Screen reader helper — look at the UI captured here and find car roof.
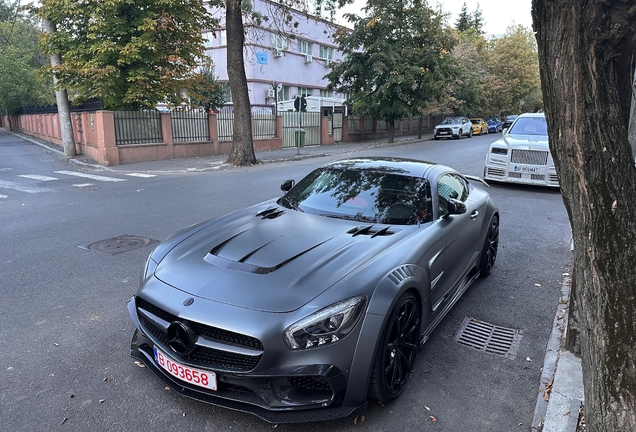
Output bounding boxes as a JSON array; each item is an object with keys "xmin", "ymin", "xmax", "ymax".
[
  {"xmin": 326, "ymin": 157, "xmax": 443, "ymax": 178},
  {"xmin": 516, "ymin": 113, "xmax": 544, "ymax": 118}
]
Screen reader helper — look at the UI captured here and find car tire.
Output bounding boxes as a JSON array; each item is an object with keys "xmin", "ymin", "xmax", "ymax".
[
  {"xmin": 468, "ymin": 129, "xmax": 473, "ymax": 138},
  {"xmin": 485, "ymin": 128, "xmax": 488, "ymax": 135},
  {"xmin": 479, "ymin": 215, "xmax": 499, "ymax": 277},
  {"xmin": 368, "ymin": 291, "xmax": 420, "ymax": 403},
  {"xmin": 434, "ymin": 137, "xmax": 439, "ymax": 140}
]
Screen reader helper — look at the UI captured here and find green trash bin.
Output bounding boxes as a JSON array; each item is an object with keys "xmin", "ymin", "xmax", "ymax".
[{"xmin": 294, "ymin": 129, "xmax": 306, "ymax": 147}]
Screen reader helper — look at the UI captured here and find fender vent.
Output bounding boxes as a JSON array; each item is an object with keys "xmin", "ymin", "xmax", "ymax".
[{"xmin": 388, "ymin": 266, "xmax": 414, "ymax": 285}]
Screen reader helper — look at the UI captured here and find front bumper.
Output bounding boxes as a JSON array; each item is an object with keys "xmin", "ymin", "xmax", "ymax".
[
  {"xmin": 127, "ymin": 294, "xmax": 369, "ymax": 423},
  {"xmin": 484, "ymin": 163, "xmax": 559, "ymax": 187},
  {"xmin": 434, "ymin": 128, "xmax": 460, "ymax": 139}
]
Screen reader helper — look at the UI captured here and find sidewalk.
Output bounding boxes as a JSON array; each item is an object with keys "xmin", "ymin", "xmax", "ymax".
[{"xmin": 7, "ymin": 127, "xmax": 585, "ymax": 431}]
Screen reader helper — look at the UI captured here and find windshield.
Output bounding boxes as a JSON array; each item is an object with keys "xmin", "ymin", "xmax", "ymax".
[
  {"xmin": 506, "ymin": 115, "xmax": 518, "ymax": 121},
  {"xmin": 470, "ymin": 119, "xmax": 481, "ymax": 124},
  {"xmin": 441, "ymin": 117, "xmax": 461, "ymax": 125},
  {"xmin": 279, "ymin": 167, "xmax": 433, "ymax": 225},
  {"xmin": 509, "ymin": 116, "xmax": 548, "ymax": 135}
]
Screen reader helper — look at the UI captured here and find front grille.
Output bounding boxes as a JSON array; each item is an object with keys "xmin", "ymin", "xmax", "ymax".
[
  {"xmin": 487, "ymin": 167, "xmax": 505, "ymax": 177},
  {"xmin": 508, "ymin": 172, "xmax": 522, "ymax": 178},
  {"xmin": 436, "ymin": 127, "xmax": 452, "ymax": 134},
  {"xmin": 511, "ymin": 149, "xmax": 548, "ymax": 165},
  {"xmin": 289, "ymin": 376, "xmax": 332, "ymax": 391},
  {"xmin": 136, "ymin": 297, "xmax": 263, "ymax": 371},
  {"xmin": 531, "ymin": 174, "xmax": 545, "ymax": 181}
]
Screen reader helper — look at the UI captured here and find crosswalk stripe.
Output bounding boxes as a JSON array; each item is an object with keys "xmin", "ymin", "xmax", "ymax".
[
  {"xmin": 19, "ymin": 174, "xmax": 59, "ymax": 181},
  {"xmin": 0, "ymin": 194, "xmax": 7, "ymax": 199},
  {"xmin": 0, "ymin": 180, "xmax": 48, "ymax": 193},
  {"xmin": 73, "ymin": 183, "xmax": 93, "ymax": 188},
  {"xmin": 54, "ymin": 171, "xmax": 126, "ymax": 182},
  {"xmin": 126, "ymin": 173, "xmax": 156, "ymax": 178}
]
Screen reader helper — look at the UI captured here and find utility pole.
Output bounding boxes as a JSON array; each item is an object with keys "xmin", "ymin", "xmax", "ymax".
[{"xmin": 43, "ymin": 18, "xmax": 76, "ymax": 158}]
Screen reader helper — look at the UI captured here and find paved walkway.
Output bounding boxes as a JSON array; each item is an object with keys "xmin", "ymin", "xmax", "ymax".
[{"xmin": 5, "ymin": 126, "xmax": 585, "ymax": 431}]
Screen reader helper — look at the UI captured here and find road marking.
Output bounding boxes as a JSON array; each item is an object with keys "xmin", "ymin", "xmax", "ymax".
[
  {"xmin": 73, "ymin": 183, "xmax": 93, "ymax": 188},
  {"xmin": 126, "ymin": 173, "xmax": 156, "ymax": 178},
  {"xmin": 0, "ymin": 194, "xmax": 7, "ymax": 199},
  {"xmin": 54, "ymin": 171, "xmax": 126, "ymax": 182},
  {"xmin": 0, "ymin": 180, "xmax": 48, "ymax": 193},
  {"xmin": 19, "ymin": 174, "xmax": 59, "ymax": 181}
]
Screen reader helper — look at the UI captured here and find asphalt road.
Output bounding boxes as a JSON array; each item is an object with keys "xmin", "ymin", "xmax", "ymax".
[{"xmin": 0, "ymin": 130, "xmax": 572, "ymax": 432}]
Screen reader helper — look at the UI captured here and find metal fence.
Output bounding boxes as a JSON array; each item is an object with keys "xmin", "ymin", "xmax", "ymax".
[
  {"xmin": 114, "ymin": 111, "xmax": 162, "ymax": 145},
  {"xmin": 22, "ymin": 98, "xmax": 104, "ymax": 115},
  {"xmin": 348, "ymin": 115, "xmax": 361, "ymax": 134},
  {"xmin": 364, "ymin": 117, "xmax": 374, "ymax": 133},
  {"xmin": 330, "ymin": 112, "xmax": 343, "ymax": 142},
  {"xmin": 281, "ymin": 112, "xmax": 321, "ymax": 148},
  {"xmin": 377, "ymin": 120, "xmax": 388, "ymax": 132},
  {"xmin": 253, "ymin": 111, "xmax": 276, "ymax": 139},
  {"xmin": 170, "ymin": 110, "xmax": 209, "ymax": 143},
  {"xmin": 216, "ymin": 108, "xmax": 234, "ymax": 141}
]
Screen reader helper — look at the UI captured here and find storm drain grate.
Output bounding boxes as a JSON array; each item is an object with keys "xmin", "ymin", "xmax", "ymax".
[
  {"xmin": 81, "ymin": 235, "xmax": 158, "ymax": 255},
  {"xmin": 454, "ymin": 317, "xmax": 523, "ymax": 359}
]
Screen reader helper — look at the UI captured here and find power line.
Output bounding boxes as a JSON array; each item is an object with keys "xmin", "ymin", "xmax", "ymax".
[{"xmin": 1, "ymin": 0, "xmax": 23, "ymax": 51}]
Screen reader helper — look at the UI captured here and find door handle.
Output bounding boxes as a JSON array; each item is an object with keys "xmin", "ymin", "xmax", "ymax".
[{"xmin": 470, "ymin": 211, "xmax": 479, "ymax": 220}]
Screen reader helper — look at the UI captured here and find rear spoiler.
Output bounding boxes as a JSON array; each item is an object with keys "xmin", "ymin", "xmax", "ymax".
[{"xmin": 463, "ymin": 174, "xmax": 490, "ymax": 187}]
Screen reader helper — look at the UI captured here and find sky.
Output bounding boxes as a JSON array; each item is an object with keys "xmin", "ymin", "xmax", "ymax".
[{"xmin": 336, "ymin": 0, "xmax": 534, "ymax": 37}]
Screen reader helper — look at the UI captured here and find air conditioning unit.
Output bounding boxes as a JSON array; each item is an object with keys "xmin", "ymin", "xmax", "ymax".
[
  {"xmin": 265, "ymin": 89, "xmax": 275, "ymax": 98},
  {"xmin": 273, "ymin": 48, "xmax": 282, "ymax": 58},
  {"xmin": 325, "ymin": 58, "xmax": 332, "ymax": 66},
  {"xmin": 304, "ymin": 54, "xmax": 313, "ymax": 64}
]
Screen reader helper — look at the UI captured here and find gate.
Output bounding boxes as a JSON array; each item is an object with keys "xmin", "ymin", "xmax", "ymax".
[
  {"xmin": 281, "ymin": 112, "xmax": 322, "ymax": 148},
  {"xmin": 330, "ymin": 112, "xmax": 343, "ymax": 142}
]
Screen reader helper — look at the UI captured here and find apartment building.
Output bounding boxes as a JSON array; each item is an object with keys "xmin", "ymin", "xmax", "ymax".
[{"xmin": 203, "ymin": 0, "xmax": 348, "ymax": 112}]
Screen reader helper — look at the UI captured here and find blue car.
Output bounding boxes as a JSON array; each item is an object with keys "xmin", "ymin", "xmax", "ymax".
[{"xmin": 485, "ymin": 117, "xmax": 503, "ymax": 133}]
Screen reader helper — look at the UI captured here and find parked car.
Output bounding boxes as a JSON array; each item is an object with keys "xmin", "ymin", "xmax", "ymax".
[
  {"xmin": 502, "ymin": 115, "xmax": 518, "ymax": 129},
  {"xmin": 485, "ymin": 117, "xmax": 503, "ymax": 133},
  {"xmin": 484, "ymin": 113, "xmax": 559, "ymax": 187},
  {"xmin": 128, "ymin": 157, "xmax": 500, "ymax": 423},
  {"xmin": 470, "ymin": 118, "xmax": 489, "ymax": 135},
  {"xmin": 433, "ymin": 116, "xmax": 473, "ymax": 139}
]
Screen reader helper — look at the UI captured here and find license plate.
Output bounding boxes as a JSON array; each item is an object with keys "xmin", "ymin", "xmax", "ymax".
[
  {"xmin": 439, "ymin": 131, "xmax": 449, "ymax": 135},
  {"xmin": 154, "ymin": 346, "xmax": 217, "ymax": 390},
  {"xmin": 513, "ymin": 166, "xmax": 540, "ymax": 173}
]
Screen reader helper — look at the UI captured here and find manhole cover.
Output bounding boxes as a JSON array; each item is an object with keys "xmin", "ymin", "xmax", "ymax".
[
  {"xmin": 454, "ymin": 317, "xmax": 523, "ymax": 359},
  {"xmin": 82, "ymin": 235, "xmax": 158, "ymax": 255}
]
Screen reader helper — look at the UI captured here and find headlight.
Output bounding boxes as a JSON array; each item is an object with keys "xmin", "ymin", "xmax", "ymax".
[
  {"xmin": 491, "ymin": 147, "xmax": 508, "ymax": 155},
  {"xmin": 452, "ymin": 128, "xmax": 459, "ymax": 133},
  {"xmin": 283, "ymin": 296, "xmax": 366, "ymax": 350}
]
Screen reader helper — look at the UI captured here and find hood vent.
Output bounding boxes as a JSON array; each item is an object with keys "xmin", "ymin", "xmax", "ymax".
[
  {"xmin": 347, "ymin": 225, "xmax": 397, "ymax": 238},
  {"xmin": 255, "ymin": 207, "xmax": 285, "ymax": 219}
]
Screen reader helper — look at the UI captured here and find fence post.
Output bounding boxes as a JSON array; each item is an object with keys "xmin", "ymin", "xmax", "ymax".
[
  {"xmin": 209, "ymin": 112, "xmax": 219, "ymax": 155},
  {"xmin": 160, "ymin": 113, "xmax": 174, "ymax": 159},
  {"xmin": 95, "ymin": 110, "xmax": 119, "ymax": 166},
  {"xmin": 343, "ymin": 114, "xmax": 349, "ymax": 142},
  {"xmin": 360, "ymin": 116, "xmax": 365, "ymax": 140}
]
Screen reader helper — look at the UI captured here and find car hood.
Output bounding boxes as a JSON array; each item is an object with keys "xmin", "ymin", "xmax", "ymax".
[
  {"xmin": 435, "ymin": 122, "xmax": 461, "ymax": 128},
  {"xmin": 499, "ymin": 133, "xmax": 549, "ymax": 149},
  {"xmin": 153, "ymin": 203, "xmax": 413, "ymax": 313}
]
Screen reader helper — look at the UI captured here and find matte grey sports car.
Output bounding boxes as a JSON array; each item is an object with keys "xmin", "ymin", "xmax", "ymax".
[{"xmin": 128, "ymin": 157, "xmax": 499, "ymax": 423}]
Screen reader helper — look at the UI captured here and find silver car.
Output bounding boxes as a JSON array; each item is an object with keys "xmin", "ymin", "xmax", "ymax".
[{"xmin": 484, "ymin": 113, "xmax": 559, "ymax": 187}]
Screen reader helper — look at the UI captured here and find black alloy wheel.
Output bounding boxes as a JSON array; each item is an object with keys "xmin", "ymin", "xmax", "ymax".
[
  {"xmin": 479, "ymin": 215, "xmax": 499, "ymax": 277},
  {"xmin": 368, "ymin": 292, "xmax": 421, "ymax": 402}
]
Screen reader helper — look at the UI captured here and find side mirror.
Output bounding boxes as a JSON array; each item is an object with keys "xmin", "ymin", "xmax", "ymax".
[
  {"xmin": 280, "ymin": 179, "xmax": 295, "ymax": 192},
  {"xmin": 447, "ymin": 198, "xmax": 467, "ymax": 215},
  {"xmin": 502, "ymin": 128, "xmax": 508, "ymax": 135}
]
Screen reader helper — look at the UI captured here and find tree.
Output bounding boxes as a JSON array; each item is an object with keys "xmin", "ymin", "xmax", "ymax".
[
  {"xmin": 36, "ymin": 0, "xmax": 217, "ymax": 111},
  {"xmin": 472, "ymin": 3, "xmax": 484, "ymax": 34},
  {"xmin": 532, "ymin": 1, "xmax": 636, "ymax": 431},
  {"xmin": 455, "ymin": 2, "xmax": 471, "ymax": 32},
  {"xmin": 0, "ymin": 0, "xmax": 17, "ymax": 22},
  {"xmin": 184, "ymin": 62, "xmax": 226, "ymax": 113},
  {"xmin": 326, "ymin": 0, "xmax": 455, "ymax": 143}
]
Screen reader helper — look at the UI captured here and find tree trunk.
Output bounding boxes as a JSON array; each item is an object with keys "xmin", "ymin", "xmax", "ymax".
[
  {"xmin": 44, "ymin": 19, "xmax": 76, "ymax": 158},
  {"xmin": 629, "ymin": 68, "xmax": 636, "ymax": 161},
  {"xmin": 225, "ymin": 0, "xmax": 256, "ymax": 166},
  {"xmin": 388, "ymin": 121, "xmax": 394, "ymax": 143},
  {"xmin": 532, "ymin": 2, "xmax": 636, "ymax": 431}
]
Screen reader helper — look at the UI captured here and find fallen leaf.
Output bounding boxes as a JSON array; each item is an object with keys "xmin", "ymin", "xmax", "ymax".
[
  {"xmin": 103, "ymin": 377, "xmax": 108, "ymax": 382},
  {"xmin": 360, "ymin": 415, "xmax": 365, "ymax": 423},
  {"xmin": 272, "ymin": 425, "xmax": 278, "ymax": 429},
  {"xmin": 182, "ymin": 412, "xmax": 186, "ymax": 417},
  {"xmin": 53, "ymin": 342, "xmax": 59, "ymax": 346},
  {"xmin": 424, "ymin": 405, "xmax": 431, "ymax": 411},
  {"xmin": 134, "ymin": 361, "xmax": 145, "ymax": 368},
  {"xmin": 61, "ymin": 418, "xmax": 68, "ymax": 425},
  {"xmin": 534, "ymin": 283, "xmax": 542, "ymax": 287},
  {"xmin": 562, "ymin": 273, "xmax": 570, "ymax": 276},
  {"xmin": 164, "ymin": 387, "xmax": 170, "ymax": 391},
  {"xmin": 556, "ymin": 315, "xmax": 564, "ymax": 320},
  {"xmin": 429, "ymin": 416, "xmax": 437, "ymax": 422},
  {"xmin": 526, "ymin": 357, "xmax": 532, "ymax": 362},
  {"xmin": 354, "ymin": 417, "xmax": 358, "ymax": 425},
  {"xmin": 563, "ymin": 410, "xmax": 571, "ymax": 416},
  {"xmin": 99, "ymin": 399, "xmax": 106, "ymax": 404}
]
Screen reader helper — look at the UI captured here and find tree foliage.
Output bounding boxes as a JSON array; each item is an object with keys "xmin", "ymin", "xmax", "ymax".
[
  {"xmin": 455, "ymin": 2, "xmax": 471, "ymax": 32},
  {"xmin": 35, "ymin": 0, "xmax": 218, "ymax": 111},
  {"xmin": 184, "ymin": 62, "xmax": 226, "ymax": 113},
  {"xmin": 326, "ymin": 0, "xmax": 456, "ymax": 142},
  {"xmin": 0, "ymin": 3, "xmax": 53, "ymax": 115}
]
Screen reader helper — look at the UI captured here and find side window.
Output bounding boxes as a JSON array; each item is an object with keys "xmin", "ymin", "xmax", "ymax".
[{"xmin": 437, "ymin": 174, "xmax": 468, "ymax": 217}]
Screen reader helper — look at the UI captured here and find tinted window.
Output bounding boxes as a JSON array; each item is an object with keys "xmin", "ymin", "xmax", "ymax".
[
  {"xmin": 437, "ymin": 174, "xmax": 468, "ymax": 217},
  {"xmin": 509, "ymin": 116, "xmax": 547, "ymax": 135},
  {"xmin": 281, "ymin": 168, "xmax": 433, "ymax": 225}
]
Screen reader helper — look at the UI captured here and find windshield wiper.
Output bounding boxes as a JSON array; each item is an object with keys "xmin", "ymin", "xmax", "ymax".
[
  {"xmin": 320, "ymin": 213, "xmax": 376, "ymax": 223},
  {"xmin": 280, "ymin": 197, "xmax": 304, "ymax": 212}
]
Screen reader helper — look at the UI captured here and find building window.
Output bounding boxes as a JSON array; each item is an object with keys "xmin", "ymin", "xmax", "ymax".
[
  {"xmin": 218, "ymin": 30, "xmax": 227, "ymax": 46},
  {"xmin": 320, "ymin": 89, "xmax": 332, "ymax": 97},
  {"xmin": 298, "ymin": 40, "xmax": 312, "ymax": 55},
  {"xmin": 297, "ymin": 87, "xmax": 312, "ymax": 97},
  {"xmin": 279, "ymin": 85, "xmax": 291, "ymax": 101},
  {"xmin": 221, "ymin": 83, "xmax": 232, "ymax": 103},
  {"xmin": 319, "ymin": 45, "xmax": 332, "ymax": 60},
  {"xmin": 271, "ymin": 33, "xmax": 289, "ymax": 50},
  {"xmin": 203, "ymin": 32, "xmax": 214, "ymax": 48}
]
